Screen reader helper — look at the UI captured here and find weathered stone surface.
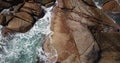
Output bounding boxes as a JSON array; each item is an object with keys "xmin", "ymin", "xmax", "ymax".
[
  {"xmin": 23, "ymin": 2, "xmax": 43, "ymax": 17},
  {"xmin": 20, "ymin": 7, "xmax": 33, "ymax": 14},
  {"xmin": 14, "ymin": 12, "xmax": 34, "ymax": 23},
  {"xmin": 0, "ymin": 1, "xmax": 44, "ymax": 36},
  {"xmin": 102, "ymin": 0, "xmax": 120, "ymax": 12},
  {"xmin": 6, "ymin": 17, "xmax": 32, "ymax": 33},
  {"xmin": 49, "ymin": 8, "xmax": 80, "ymax": 63},
  {"xmin": 44, "ymin": 0, "xmax": 101, "ymax": 62},
  {"xmin": 94, "ymin": 32, "xmax": 120, "ymax": 63}
]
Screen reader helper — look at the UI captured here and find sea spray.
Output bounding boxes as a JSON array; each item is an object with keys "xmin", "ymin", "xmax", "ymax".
[{"xmin": 0, "ymin": 6, "xmax": 56, "ymax": 63}]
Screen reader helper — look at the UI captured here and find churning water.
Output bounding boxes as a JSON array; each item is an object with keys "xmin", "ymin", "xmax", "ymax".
[{"xmin": 0, "ymin": 6, "xmax": 54, "ymax": 63}]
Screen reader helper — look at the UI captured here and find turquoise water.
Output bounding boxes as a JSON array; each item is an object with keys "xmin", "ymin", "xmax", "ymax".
[{"xmin": 0, "ymin": 6, "xmax": 53, "ymax": 63}]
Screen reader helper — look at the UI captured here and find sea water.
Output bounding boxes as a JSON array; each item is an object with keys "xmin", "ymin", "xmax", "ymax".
[{"xmin": 0, "ymin": 6, "xmax": 54, "ymax": 63}]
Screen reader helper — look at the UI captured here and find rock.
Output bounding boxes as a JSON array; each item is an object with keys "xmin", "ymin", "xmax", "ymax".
[
  {"xmin": 36, "ymin": 0, "xmax": 56, "ymax": 7},
  {"xmin": 23, "ymin": 2, "xmax": 43, "ymax": 17},
  {"xmin": 4, "ymin": 0, "xmax": 24, "ymax": 5},
  {"xmin": 0, "ymin": 0, "xmax": 24, "ymax": 12},
  {"xmin": 20, "ymin": 7, "xmax": 33, "ymax": 14},
  {"xmin": 4, "ymin": 14, "xmax": 14, "ymax": 25},
  {"xmin": 6, "ymin": 17, "xmax": 32, "ymax": 33},
  {"xmin": 0, "ymin": 0, "xmax": 12, "ymax": 11},
  {"xmin": 0, "ymin": 1, "xmax": 45, "ymax": 36},
  {"xmin": 102, "ymin": 0, "xmax": 120, "ymax": 12},
  {"xmin": 1, "ymin": 27, "xmax": 14, "ymax": 37},
  {"xmin": 44, "ymin": 4, "xmax": 100, "ymax": 62},
  {"xmin": 14, "ymin": 12, "xmax": 34, "ymax": 23},
  {"xmin": 0, "ymin": 14, "xmax": 5, "ymax": 25},
  {"xmin": 94, "ymin": 32, "xmax": 120, "ymax": 63},
  {"xmin": 12, "ymin": 3, "xmax": 24, "ymax": 12}
]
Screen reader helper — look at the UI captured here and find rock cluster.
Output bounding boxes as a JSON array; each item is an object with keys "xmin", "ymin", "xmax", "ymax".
[
  {"xmin": 0, "ymin": 0, "xmax": 56, "ymax": 36},
  {"xmin": 0, "ymin": 0, "xmax": 24, "ymax": 11},
  {"xmin": 0, "ymin": 1, "xmax": 44, "ymax": 36}
]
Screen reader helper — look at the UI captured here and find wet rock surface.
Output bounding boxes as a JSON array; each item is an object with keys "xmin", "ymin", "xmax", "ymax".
[
  {"xmin": 0, "ymin": 0, "xmax": 56, "ymax": 37},
  {"xmin": 0, "ymin": 1, "xmax": 44, "ymax": 36}
]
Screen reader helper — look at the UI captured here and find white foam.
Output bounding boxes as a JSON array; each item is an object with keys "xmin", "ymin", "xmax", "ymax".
[{"xmin": 0, "ymin": 6, "xmax": 55, "ymax": 63}]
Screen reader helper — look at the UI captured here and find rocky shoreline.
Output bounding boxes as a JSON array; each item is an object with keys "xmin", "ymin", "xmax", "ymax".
[{"xmin": 0, "ymin": 0, "xmax": 120, "ymax": 63}]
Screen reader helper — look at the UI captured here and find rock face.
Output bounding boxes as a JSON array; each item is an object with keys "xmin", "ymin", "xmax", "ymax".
[
  {"xmin": 95, "ymin": 32, "xmax": 120, "ymax": 63},
  {"xmin": 44, "ymin": 0, "xmax": 102, "ymax": 63},
  {"xmin": 0, "ymin": 1, "xmax": 44, "ymax": 36},
  {"xmin": 0, "ymin": 0, "xmax": 58, "ymax": 37},
  {"xmin": 44, "ymin": 0, "xmax": 120, "ymax": 63}
]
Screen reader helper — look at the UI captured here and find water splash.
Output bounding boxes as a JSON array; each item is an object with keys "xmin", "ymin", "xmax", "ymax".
[{"xmin": 0, "ymin": 6, "xmax": 54, "ymax": 63}]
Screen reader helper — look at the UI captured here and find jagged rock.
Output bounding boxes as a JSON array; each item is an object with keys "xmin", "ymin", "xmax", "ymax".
[
  {"xmin": 0, "ymin": 2, "xmax": 44, "ymax": 36},
  {"xmin": 36, "ymin": 0, "xmax": 56, "ymax": 7}
]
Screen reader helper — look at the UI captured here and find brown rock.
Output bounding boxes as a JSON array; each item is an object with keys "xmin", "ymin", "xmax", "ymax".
[
  {"xmin": 94, "ymin": 32, "xmax": 120, "ymax": 63},
  {"xmin": 102, "ymin": 0, "xmax": 120, "ymax": 12},
  {"xmin": 14, "ymin": 12, "xmax": 34, "ymax": 23},
  {"xmin": 4, "ymin": 14, "xmax": 14, "ymax": 25},
  {"xmin": 44, "ymin": 5, "xmax": 100, "ymax": 63},
  {"xmin": 20, "ymin": 7, "xmax": 33, "ymax": 15},
  {"xmin": 23, "ymin": 2, "xmax": 43, "ymax": 17},
  {"xmin": 1, "ymin": 28, "xmax": 14, "ymax": 37},
  {"xmin": 0, "ymin": 14, "xmax": 5, "ymax": 25},
  {"xmin": 6, "ymin": 17, "xmax": 32, "ymax": 32}
]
